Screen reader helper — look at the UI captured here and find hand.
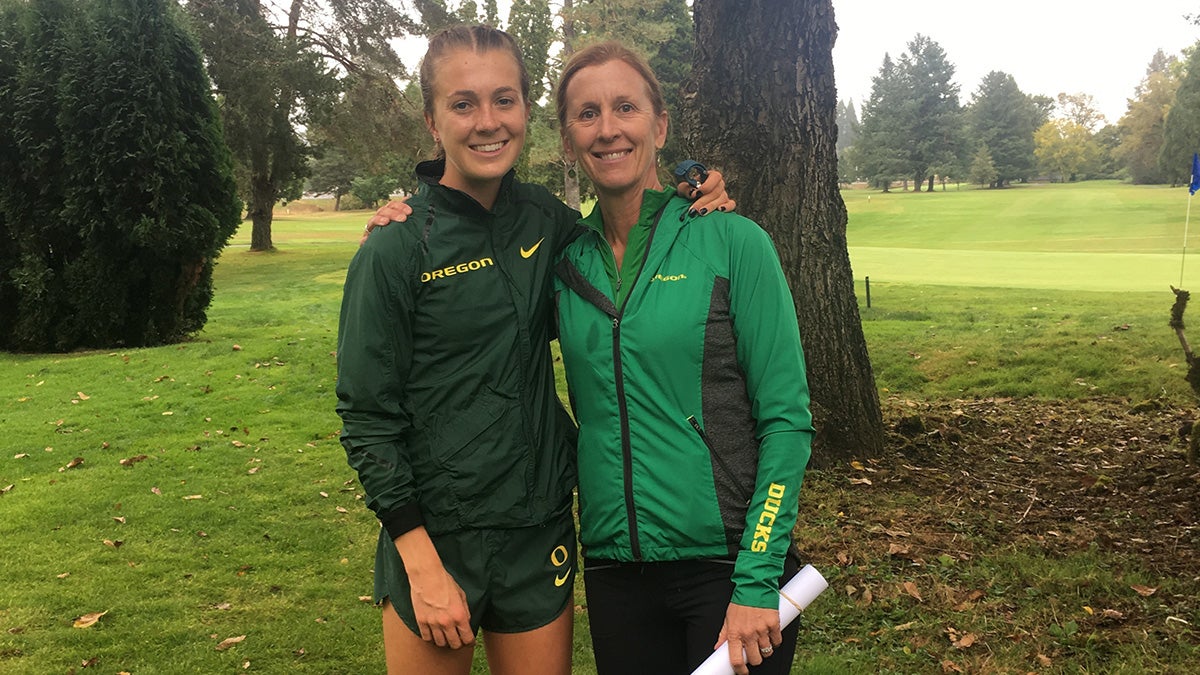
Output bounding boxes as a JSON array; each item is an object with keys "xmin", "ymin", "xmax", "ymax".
[
  {"xmin": 715, "ymin": 603, "xmax": 782, "ymax": 675},
  {"xmin": 407, "ymin": 564, "xmax": 475, "ymax": 649},
  {"xmin": 360, "ymin": 196, "xmax": 413, "ymax": 246},
  {"xmin": 393, "ymin": 527, "xmax": 475, "ymax": 649},
  {"xmin": 676, "ymin": 169, "xmax": 736, "ymax": 216}
]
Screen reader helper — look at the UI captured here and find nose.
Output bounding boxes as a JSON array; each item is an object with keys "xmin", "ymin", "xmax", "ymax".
[
  {"xmin": 596, "ymin": 110, "xmax": 619, "ymax": 141},
  {"xmin": 476, "ymin": 104, "xmax": 500, "ymax": 133}
]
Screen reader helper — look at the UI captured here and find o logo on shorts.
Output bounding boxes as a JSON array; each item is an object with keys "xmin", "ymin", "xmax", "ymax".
[{"xmin": 550, "ymin": 545, "xmax": 570, "ymax": 567}]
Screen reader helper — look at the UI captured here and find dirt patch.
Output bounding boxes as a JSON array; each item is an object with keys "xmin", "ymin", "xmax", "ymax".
[{"xmin": 875, "ymin": 396, "xmax": 1199, "ymax": 578}]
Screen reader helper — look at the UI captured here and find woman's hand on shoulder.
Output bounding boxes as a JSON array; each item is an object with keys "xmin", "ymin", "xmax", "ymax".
[
  {"xmin": 360, "ymin": 197, "xmax": 413, "ymax": 246},
  {"xmin": 677, "ymin": 169, "xmax": 736, "ymax": 216}
]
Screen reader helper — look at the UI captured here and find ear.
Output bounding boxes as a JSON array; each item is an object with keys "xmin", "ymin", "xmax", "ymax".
[
  {"xmin": 561, "ymin": 131, "xmax": 577, "ymax": 163},
  {"xmin": 654, "ymin": 110, "xmax": 668, "ymax": 150},
  {"xmin": 424, "ymin": 112, "xmax": 438, "ymax": 140}
]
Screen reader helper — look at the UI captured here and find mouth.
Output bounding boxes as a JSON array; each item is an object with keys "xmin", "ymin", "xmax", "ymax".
[
  {"xmin": 471, "ymin": 141, "xmax": 508, "ymax": 153},
  {"xmin": 592, "ymin": 150, "xmax": 631, "ymax": 161}
]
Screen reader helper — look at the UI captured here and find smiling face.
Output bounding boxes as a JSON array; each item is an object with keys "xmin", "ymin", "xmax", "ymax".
[
  {"xmin": 560, "ymin": 59, "xmax": 669, "ymax": 200},
  {"xmin": 425, "ymin": 47, "xmax": 529, "ymax": 207}
]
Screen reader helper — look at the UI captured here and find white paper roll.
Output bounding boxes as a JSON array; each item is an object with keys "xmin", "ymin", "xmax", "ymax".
[{"xmin": 689, "ymin": 564, "xmax": 828, "ymax": 675}]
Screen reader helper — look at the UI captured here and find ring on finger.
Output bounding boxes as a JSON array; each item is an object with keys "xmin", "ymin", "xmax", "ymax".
[{"xmin": 760, "ymin": 645, "xmax": 774, "ymax": 656}]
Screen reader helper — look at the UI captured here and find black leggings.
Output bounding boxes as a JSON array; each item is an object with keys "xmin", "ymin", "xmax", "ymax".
[{"xmin": 584, "ymin": 556, "xmax": 801, "ymax": 675}]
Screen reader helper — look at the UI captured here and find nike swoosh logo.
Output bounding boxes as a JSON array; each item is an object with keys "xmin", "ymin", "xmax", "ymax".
[
  {"xmin": 520, "ymin": 238, "xmax": 545, "ymax": 258},
  {"xmin": 554, "ymin": 570, "xmax": 571, "ymax": 587}
]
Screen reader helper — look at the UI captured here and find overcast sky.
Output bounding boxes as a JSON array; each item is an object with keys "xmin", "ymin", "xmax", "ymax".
[{"xmin": 832, "ymin": 0, "xmax": 1199, "ymax": 123}]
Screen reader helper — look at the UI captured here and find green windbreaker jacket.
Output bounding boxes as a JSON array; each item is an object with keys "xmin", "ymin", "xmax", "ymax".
[
  {"xmin": 336, "ymin": 160, "xmax": 579, "ymax": 538},
  {"xmin": 554, "ymin": 190, "xmax": 814, "ymax": 609}
]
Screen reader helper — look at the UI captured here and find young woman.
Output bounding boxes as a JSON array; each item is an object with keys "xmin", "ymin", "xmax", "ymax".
[
  {"xmin": 336, "ymin": 25, "xmax": 730, "ymax": 675},
  {"xmin": 552, "ymin": 42, "xmax": 814, "ymax": 675}
]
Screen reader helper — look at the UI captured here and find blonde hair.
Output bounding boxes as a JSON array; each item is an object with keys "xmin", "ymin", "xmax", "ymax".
[{"xmin": 554, "ymin": 41, "xmax": 666, "ymax": 128}]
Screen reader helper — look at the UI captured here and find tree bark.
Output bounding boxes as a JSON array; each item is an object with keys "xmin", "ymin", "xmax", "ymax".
[
  {"xmin": 560, "ymin": 0, "xmax": 581, "ymax": 210},
  {"xmin": 683, "ymin": 0, "xmax": 884, "ymax": 466}
]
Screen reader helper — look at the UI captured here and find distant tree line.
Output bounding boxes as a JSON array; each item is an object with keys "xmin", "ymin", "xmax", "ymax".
[
  {"xmin": 0, "ymin": 0, "xmax": 240, "ymax": 351},
  {"xmin": 837, "ymin": 33, "xmax": 1200, "ymax": 190}
]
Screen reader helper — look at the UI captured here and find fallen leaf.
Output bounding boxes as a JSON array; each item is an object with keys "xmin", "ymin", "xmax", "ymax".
[
  {"xmin": 14, "ymin": 453, "xmax": 28, "ymax": 459},
  {"xmin": 859, "ymin": 586, "xmax": 874, "ymax": 607},
  {"xmin": 119, "ymin": 455, "xmax": 148, "ymax": 467},
  {"xmin": 232, "ymin": 344, "xmax": 242, "ymax": 351},
  {"xmin": 247, "ymin": 467, "xmax": 259, "ymax": 474},
  {"xmin": 73, "ymin": 611, "xmax": 108, "ymax": 628},
  {"xmin": 1102, "ymin": 609, "xmax": 1125, "ymax": 620},
  {"xmin": 151, "ymin": 487, "xmax": 162, "ymax": 495},
  {"xmin": 231, "ymin": 440, "xmax": 247, "ymax": 448},
  {"xmin": 214, "ymin": 602, "xmax": 232, "ymax": 610},
  {"xmin": 941, "ymin": 661, "xmax": 964, "ymax": 673},
  {"xmin": 888, "ymin": 543, "xmax": 911, "ymax": 556},
  {"xmin": 1083, "ymin": 606, "xmax": 1094, "ymax": 615},
  {"xmin": 952, "ymin": 633, "xmax": 977, "ymax": 649},
  {"xmin": 894, "ymin": 621, "xmax": 916, "ymax": 631},
  {"xmin": 1037, "ymin": 654, "xmax": 1052, "ymax": 666},
  {"xmin": 850, "ymin": 460, "xmax": 866, "ymax": 470},
  {"xmin": 319, "ymin": 491, "xmax": 329, "ymax": 498},
  {"xmin": 162, "ymin": 411, "xmax": 174, "ymax": 416},
  {"xmin": 62, "ymin": 457, "xmax": 85, "ymax": 470},
  {"xmin": 836, "ymin": 550, "xmax": 850, "ymax": 565},
  {"xmin": 0, "ymin": 484, "xmax": 13, "ymax": 496},
  {"xmin": 1131, "ymin": 585, "xmax": 1157, "ymax": 597},
  {"xmin": 183, "ymin": 495, "xmax": 203, "ymax": 500},
  {"xmin": 81, "ymin": 656, "xmax": 99, "ymax": 667},
  {"xmin": 57, "ymin": 572, "xmax": 70, "ymax": 579},
  {"xmin": 358, "ymin": 595, "xmax": 372, "ymax": 603},
  {"xmin": 849, "ymin": 477, "xmax": 873, "ymax": 486},
  {"xmin": 335, "ymin": 506, "xmax": 348, "ymax": 513},
  {"xmin": 902, "ymin": 581, "xmax": 923, "ymax": 602},
  {"xmin": 103, "ymin": 540, "xmax": 123, "ymax": 549},
  {"xmin": 77, "ymin": 392, "xmax": 90, "ymax": 400},
  {"xmin": 113, "ymin": 517, "xmax": 126, "ymax": 524},
  {"xmin": 215, "ymin": 635, "xmax": 246, "ymax": 651}
]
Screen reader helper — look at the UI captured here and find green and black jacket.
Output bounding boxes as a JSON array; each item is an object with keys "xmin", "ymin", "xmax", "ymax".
[
  {"xmin": 554, "ymin": 189, "xmax": 814, "ymax": 609},
  {"xmin": 336, "ymin": 160, "xmax": 579, "ymax": 538}
]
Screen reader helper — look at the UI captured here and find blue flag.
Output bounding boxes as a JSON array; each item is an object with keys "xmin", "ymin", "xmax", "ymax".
[{"xmin": 1191, "ymin": 153, "xmax": 1200, "ymax": 195}]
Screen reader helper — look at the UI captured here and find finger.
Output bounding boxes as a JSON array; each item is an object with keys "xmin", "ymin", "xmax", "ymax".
[
  {"xmin": 727, "ymin": 637, "xmax": 747, "ymax": 671},
  {"xmin": 455, "ymin": 622, "xmax": 476, "ymax": 647},
  {"xmin": 713, "ymin": 627, "xmax": 727, "ymax": 651},
  {"xmin": 442, "ymin": 623, "xmax": 463, "ymax": 650},
  {"xmin": 769, "ymin": 624, "xmax": 783, "ymax": 647},
  {"xmin": 418, "ymin": 622, "xmax": 435, "ymax": 644},
  {"xmin": 698, "ymin": 169, "xmax": 723, "ymax": 193}
]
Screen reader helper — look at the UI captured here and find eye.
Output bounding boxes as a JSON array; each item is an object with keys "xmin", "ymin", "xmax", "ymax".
[
  {"xmin": 451, "ymin": 100, "xmax": 472, "ymax": 112},
  {"xmin": 618, "ymin": 102, "xmax": 635, "ymax": 113},
  {"xmin": 496, "ymin": 96, "xmax": 516, "ymax": 107},
  {"xmin": 579, "ymin": 109, "xmax": 598, "ymax": 121}
]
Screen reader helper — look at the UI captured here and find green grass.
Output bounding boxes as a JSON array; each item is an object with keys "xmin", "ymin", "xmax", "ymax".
[{"xmin": 1, "ymin": 182, "xmax": 1198, "ymax": 673}]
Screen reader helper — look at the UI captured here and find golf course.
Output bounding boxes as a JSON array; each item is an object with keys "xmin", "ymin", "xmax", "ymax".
[{"xmin": 1, "ymin": 180, "xmax": 1197, "ymax": 673}]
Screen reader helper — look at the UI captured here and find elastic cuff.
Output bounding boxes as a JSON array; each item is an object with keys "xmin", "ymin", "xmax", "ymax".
[{"xmin": 379, "ymin": 503, "xmax": 424, "ymax": 539}]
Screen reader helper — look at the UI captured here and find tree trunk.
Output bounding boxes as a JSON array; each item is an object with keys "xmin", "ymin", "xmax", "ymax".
[
  {"xmin": 560, "ymin": 0, "xmax": 581, "ymax": 210},
  {"xmin": 249, "ymin": 170, "xmax": 274, "ymax": 251},
  {"xmin": 927, "ymin": 174, "xmax": 934, "ymax": 192},
  {"xmin": 683, "ymin": 0, "xmax": 884, "ymax": 466}
]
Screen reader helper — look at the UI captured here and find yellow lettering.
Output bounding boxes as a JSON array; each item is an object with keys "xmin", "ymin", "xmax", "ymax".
[
  {"xmin": 421, "ymin": 257, "xmax": 496, "ymax": 283},
  {"xmin": 754, "ymin": 523, "xmax": 772, "ymax": 542},
  {"xmin": 751, "ymin": 541, "xmax": 767, "ymax": 552},
  {"xmin": 768, "ymin": 483, "xmax": 786, "ymax": 499},
  {"xmin": 758, "ymin": 510, "xmax": 776, "ymax": 527},
  {"xmin": 765, "ymin": 497, "xmax": 781, "ymax": 514}
]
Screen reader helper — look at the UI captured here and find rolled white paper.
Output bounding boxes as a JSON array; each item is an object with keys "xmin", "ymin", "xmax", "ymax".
[{"xmin": 689, "ymin": 564, "xmax": 829, "ymax": 675}]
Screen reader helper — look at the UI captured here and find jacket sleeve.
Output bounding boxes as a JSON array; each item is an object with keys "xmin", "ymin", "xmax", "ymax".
[
  {"xmin": 335, "ymin": 234, "xmax": 424, "ymax": 539},
  {"xmin": 725, "ymin": 221, "xmax": 815, "ymax": 609}
]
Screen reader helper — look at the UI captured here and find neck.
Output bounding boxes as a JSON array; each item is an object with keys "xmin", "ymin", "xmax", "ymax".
[{"xmin": 597, "ymin": 179, "xmax": 663, "ymax": 245}]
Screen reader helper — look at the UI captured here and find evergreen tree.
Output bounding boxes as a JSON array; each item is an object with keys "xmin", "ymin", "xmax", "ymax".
[
  {"xmin": 898, "ymin": 34, "xmax": 964, "ymax": 192},
  {"xmin": 966, "ymin": 71, "xmax": 1038, "ymax": 186},
  {"xmin": 968, "ymin": 144, "xmax": 999, "ymax": 187},
  {"xmin": 854, "ymin": 54, "xmax": 910, "ymax": 191},
  {"xmin": 0, "ymin": 0, "xmax": 241, "ymax": 351}
]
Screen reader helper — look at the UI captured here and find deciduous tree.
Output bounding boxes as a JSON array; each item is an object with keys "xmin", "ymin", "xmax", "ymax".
[
  {"xmin": 1117, "ymin": 50, "xmax": 1179, "ymax": 184},
  {"xmin": 1159, "ymin": 45, "xmax": 1200, "ymax": 185},
  {"xmin": 683, "ymin": 0, "xmax": 884, "ymax": 464}
]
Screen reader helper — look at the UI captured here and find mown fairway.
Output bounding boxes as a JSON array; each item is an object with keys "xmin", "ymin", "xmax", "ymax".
[{"xmin": 1, "ymin": 182, "xmax": 1197, "ymax": 673}]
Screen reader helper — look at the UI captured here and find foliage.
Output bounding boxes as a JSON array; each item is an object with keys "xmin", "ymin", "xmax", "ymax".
[
  {"xmin": 1116, "ymin": 51, "xmax": 1179, "ymax": 184},
  {"xmin": 0, "ymin": 0, "xmax": 240, "ymax": 352},
  {"xmin": 852, "ymin": 54, "xmax": 910, "ymax": 190},
  {"xmin": 967, "ymin": 145, "xmax": 998, "ymax": 187},
  {"xmin": 1159, "ymin": 43, "xmax": 1200, "ymax": 185},
  {"xmin": 1035, "ymin": 119, "xmax": 1102, "ymax": 182},
  {"xmin": 349, "ymin": 173, "xmax": 399, "ymax": 208},
  {"xmin": 965, "ymin": 71, "xmax": 1038, "ymax": 186}
]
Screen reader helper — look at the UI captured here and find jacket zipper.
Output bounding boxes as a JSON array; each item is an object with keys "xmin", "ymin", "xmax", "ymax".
[
  {"xmin": 610, "ymin": 203, "xmax": 669, "ymax": 561},
  {"xmin": 687, "ymin": 415, "xmax": 752, "ymax": 506}
]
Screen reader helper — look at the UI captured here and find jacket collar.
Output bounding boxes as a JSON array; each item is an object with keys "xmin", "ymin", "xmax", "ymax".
[{"xmin": 414, "ymin": 158, "xmax": 517, "ymax": 216}]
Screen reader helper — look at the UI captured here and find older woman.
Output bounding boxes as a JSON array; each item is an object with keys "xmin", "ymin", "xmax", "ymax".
[{"xmin": 552, "ymin": 42, "xmax": 814, "ymax": 675}]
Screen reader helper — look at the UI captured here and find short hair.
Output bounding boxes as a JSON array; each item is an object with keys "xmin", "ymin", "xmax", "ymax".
[{"xmin": 555, "ymin": 41, "xmax": 666, "ymax": 128}]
